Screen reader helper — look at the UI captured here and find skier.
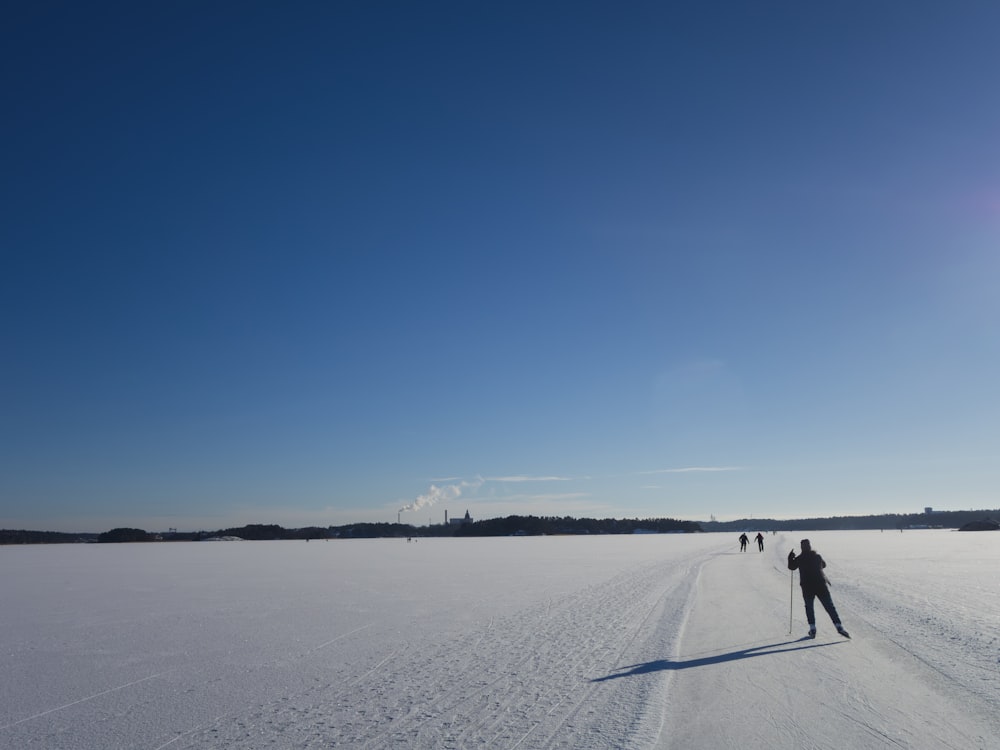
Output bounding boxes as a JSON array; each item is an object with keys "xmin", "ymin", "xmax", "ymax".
[
  {"xmin": 788, "ymin": 539, "xmax": 850, "ymax": 638},
  {"xmin": 738, "ymin": 532, "xmax": 749, "ymax": 552},
  {"xmin": 755, "ymin": 532, "xmax": 764, "ymax": 551}
]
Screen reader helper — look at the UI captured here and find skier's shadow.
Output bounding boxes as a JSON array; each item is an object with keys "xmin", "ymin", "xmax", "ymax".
[{"xmin": 592, "ymin": 638, "xmax": 841, "ymax": 682}]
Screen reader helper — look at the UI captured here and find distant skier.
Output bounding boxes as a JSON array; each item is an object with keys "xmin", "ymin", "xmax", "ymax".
[
  {"xmin": 788, "ymin": 539, "xmax": 850, "ymax": 638},
  {"xmin": 738, "ymin": 533, "xmax": 749, "ymax": 552},
  {"xmin": 755, "ymin": 532, "xmax": 764, "ymax": 552}
]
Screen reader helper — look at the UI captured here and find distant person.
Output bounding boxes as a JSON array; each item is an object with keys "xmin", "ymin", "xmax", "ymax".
[
  {"xmin": 755, "ymin": 532, "xmax": 764, "ymax": 552},
  {"xmin": 788, "ymin": 539, "xmax": 850, "ymax": 639},
  {"xmin": 738, "ymin": 533, "xmax": 749, "ymax": 552}
]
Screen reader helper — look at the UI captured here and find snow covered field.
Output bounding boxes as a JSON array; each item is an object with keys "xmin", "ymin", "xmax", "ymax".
[{"xmin": 2, "ymin": 530, "xmax": 999, "ymax": 749}]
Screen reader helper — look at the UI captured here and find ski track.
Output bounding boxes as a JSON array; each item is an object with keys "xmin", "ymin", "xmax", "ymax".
[
  {"xmin": 5, "ymin": 534, "xmax": 1000, "ymax": 749},
  {"xmin": 834, "ymin": 573, "xmax": 1000, "ymax": 711},
  {"xmin": 653, "ymin": 533, "xmax": 1000, "ymax": 750},
  {"xmin": 164, "ymin": 548, "xmax": 721, "ymax": 749}
]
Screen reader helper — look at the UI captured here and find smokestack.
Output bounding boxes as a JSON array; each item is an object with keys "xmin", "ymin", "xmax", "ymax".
[{"xmin": 445, "ymin": 509, "xmax": 448, "ymax": 525}]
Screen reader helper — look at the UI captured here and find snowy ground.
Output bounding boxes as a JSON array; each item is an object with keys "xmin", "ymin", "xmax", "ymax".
[{"xmin": 2, "ymin": 530, "xmax": 999, "ymax": 749}]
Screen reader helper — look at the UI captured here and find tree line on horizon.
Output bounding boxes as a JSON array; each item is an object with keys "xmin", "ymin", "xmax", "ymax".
[
  {"xmin": 2, "ymin": 508, "xmax": 998, "ymax": 544},
  {"xmin": 700, "ymin": 507, "xmax": 1000, "ymax": 532},
  {"xmin": 2, "ymin": 515, "xmax": 700, "ymax": 543}
]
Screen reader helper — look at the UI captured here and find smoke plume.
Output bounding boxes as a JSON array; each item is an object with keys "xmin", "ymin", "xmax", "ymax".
[{"xmin": 399, "ymin": 478, "xmax": 482, "ymax": 514}]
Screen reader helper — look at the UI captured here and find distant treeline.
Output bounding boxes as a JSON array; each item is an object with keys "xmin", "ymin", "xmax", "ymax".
[
  {"xmin": 1, "ymin": 515, "xmax": 700, "ymax": 544},
  {"xmin": 4, "ymin": 509, "xmax": 999, "ymax": 544},
  {"xmin": 169, "ymin": 516, "xmax": 702, "ymax": 540},
  {"xmin": 453, "ymin": 515, "xmax": 702, "ymax": 536},
  {"xmin": 701, "ymin": 508, "xmax": 1000, "ymax": 532},
  {"xmin": 0, "ymin": 529, "xmax": 99, "ymax": 545}
]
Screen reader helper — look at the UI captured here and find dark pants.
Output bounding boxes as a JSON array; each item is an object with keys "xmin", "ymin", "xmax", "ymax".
[{"xmin": 802, "ymin": 586, "xmax": 841, "ymax": 625}]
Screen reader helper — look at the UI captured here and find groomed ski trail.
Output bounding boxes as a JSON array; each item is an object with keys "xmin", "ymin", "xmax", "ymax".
[
  {"xmin": 649, "ymin": 534, "xmax": 1000, "ymax": 750},
  {"xmin": 164, "ymin": 539, "xmax": 723, "ymax": 750}
]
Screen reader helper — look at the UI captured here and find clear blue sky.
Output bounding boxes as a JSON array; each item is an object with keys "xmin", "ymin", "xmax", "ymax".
[{"xmin": 3, "ymin": 2, "xmax": 998, "ymax": 532}]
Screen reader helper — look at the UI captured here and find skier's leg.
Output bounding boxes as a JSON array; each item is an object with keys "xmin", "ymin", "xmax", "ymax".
[
  {"xmin": 802, "ymin": 591, "xmax": 816, "ymax": 625},
  {"xmin": 816, "ymin": 588, "xmax": 841, "ymax": 625},
  {"xmin": 816, "ymin": 589, "xmax": 849, "ymax": 635}
]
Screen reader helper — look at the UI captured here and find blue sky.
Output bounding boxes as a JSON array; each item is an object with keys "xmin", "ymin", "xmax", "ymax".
[{"xmin": 3, "ymin": 2, "xmax": 998, "ymax": 532}]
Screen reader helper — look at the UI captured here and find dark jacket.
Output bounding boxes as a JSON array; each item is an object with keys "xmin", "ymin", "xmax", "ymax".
[{"xmin": 788, "ymin": 549, "xmax": 828, "ymax": 593}]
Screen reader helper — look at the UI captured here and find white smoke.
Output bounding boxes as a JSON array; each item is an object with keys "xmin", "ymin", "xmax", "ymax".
[{"xmin": 399, "ymin": 477, "xmax": 483, "ymax": 514}]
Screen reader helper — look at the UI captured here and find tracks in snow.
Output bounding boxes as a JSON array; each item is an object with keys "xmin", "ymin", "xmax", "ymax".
[{"xmin": 171, "ymin": 548, "xmax": 718, "ymax": 749}]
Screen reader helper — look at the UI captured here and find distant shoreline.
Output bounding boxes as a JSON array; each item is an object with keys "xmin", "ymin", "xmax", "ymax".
[{"xmin": 3, "ymin": 508, "xmax": 999, "ymax": 544}]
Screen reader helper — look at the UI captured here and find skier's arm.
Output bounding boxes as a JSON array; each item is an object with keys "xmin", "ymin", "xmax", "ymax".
[{"xmin": 787, "ymin": 550, "xmax": 798, "ymax": 570}]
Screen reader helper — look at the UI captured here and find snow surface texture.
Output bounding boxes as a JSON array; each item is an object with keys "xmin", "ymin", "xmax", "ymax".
[{"xmin": 2, "ymin": 531, "xmax": 999, "ymax": 749}]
